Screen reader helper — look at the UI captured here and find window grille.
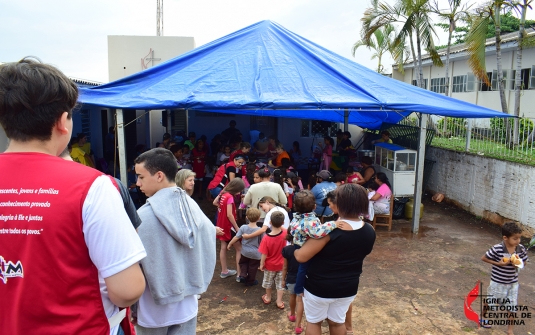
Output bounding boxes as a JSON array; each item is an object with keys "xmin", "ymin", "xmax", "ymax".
[{"xmin": 430, "ymin": 78, "xmax": 446, "ymax": 93}]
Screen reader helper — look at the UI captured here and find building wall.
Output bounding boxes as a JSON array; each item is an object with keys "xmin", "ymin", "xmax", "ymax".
[
  {"xmin": 108, "ymin": 36, "xmax": 195, "ymax": 82},
  {"xmin": 426, "ymin": 147, "xmax": 535, "ymax": 231},
  {"xmin": 393, "ymin": 47, "xmax": 535, "ymax": 118},
  {"xmin": 107, "ymin": 35, "xmax": 195, "ymax": 151}
]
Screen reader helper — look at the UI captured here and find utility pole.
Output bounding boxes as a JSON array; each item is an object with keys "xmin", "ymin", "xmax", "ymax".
[{"xmin": 156, "ymin": 0, "xmax": 163, "ymax": 36}]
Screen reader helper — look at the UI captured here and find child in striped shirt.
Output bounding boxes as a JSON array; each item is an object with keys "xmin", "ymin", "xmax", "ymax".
[{"xmin": 481, "ymin": 222, "xmax": 528, "ymax": 333}]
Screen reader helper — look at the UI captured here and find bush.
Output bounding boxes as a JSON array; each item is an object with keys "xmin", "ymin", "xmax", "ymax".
[
  {"xmin": 436, "ymin": 117, "xmax": 467, "ymax": 137},
  {"xmin": 490, "ymin": 118, "xmax": 534, "ymax": 142}
]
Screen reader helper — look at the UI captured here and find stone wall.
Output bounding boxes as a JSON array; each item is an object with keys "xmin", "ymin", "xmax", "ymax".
[{"xmin": 426, "ymin": 147, "xmax": 535, "ymax": 232}]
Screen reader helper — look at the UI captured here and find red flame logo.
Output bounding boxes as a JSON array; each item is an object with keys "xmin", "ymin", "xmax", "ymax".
[{"xmin": 464, "ymin": 280, "xmax": 480, "ymax": 327}]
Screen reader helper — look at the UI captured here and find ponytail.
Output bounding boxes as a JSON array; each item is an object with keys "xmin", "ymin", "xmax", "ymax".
[{"xmin": 256, "ymin": 167, "xmax": 271, "ymax": 179}]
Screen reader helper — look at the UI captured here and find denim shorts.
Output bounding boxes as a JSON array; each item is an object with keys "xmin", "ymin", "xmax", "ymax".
[{"xmin": 286, "ymin": 283, "xmax": 296, "ymax": 295}]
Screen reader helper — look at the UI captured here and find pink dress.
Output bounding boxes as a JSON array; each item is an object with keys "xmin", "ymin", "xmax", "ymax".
[{"xmin": 321, "ymin": 144, "xmax": 332, "ymax": 171}]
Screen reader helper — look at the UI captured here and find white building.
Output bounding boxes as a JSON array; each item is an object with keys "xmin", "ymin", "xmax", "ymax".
[
  {"xmin": 391, "ymin": 29, "xmax": 535, "ymax": 121},
  {"xmin": 104, "ymin": 35, "xmax": 196, "ymax": 160}
]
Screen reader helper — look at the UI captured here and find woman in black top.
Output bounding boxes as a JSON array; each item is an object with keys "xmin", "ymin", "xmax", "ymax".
[
  {"xmin": 294, "ymin": 184, "xmax": 376, "ymax": 335},
  {"xmin": 337, "ymin": 131, "xmax": 353, "ymax": 156},
  {"xmin": 357, "ymin": 156, "xmax": 376, "ymax": 189}
]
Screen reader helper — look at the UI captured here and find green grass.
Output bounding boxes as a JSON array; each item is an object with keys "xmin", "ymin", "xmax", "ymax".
[{"xmin": 431, "ymin": 137, "xmax": 535, "ymax": 166}]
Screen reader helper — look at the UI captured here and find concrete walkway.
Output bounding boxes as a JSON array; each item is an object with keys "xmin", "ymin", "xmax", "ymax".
[{"xmin": 196, "ymin": 199, "xmax": 535, "ymax": 334}]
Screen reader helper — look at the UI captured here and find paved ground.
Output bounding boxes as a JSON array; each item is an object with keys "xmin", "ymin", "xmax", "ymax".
[{"xmin": 195, "ymin": 197, "xmax": 535, "ymax": 335}]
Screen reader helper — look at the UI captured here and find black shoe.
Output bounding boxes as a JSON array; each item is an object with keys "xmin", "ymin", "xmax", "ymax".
[
  {"xmin": 245, "ymin": 280, "xmax": 258, "ymax": 286},
  {"xmin": 236, "ymin": 276, "xmax": 246, "ymax": 283}
]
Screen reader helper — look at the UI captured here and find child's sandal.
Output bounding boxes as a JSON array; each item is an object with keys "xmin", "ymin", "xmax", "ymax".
[{"xmin": 261, "ymin": 294, "xmax": 271, "ymax": 305}]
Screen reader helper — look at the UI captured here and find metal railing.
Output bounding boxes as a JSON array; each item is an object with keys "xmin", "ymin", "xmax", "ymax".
[{"xmin": 398, "ymin": 116, "xmax": 535, "ymax": 166}]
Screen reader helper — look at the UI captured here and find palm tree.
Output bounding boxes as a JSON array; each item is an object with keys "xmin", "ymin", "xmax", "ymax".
[
  {"xmin": 431, "ymin": 0, "xmax": 472, "ymax": 96},
  {"xmin": 362, "ymin": 0, "xmax": 443, "ymax": 89},
  {"xmin": 466, "ymin": 1, "xmax": 509, "ymax": 115},
  {"xmin": 430, "ymin": 0, "xmax": 472, "ymax": 134},
  {"xmin": 352, "ymin": 24, "xmax": 398, "ymax": 73}
]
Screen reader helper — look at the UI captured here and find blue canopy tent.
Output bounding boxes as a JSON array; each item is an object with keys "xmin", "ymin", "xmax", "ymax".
[
  {"xmin": 79, "ymin": 20, "xmax": 507, "ymax": 127},
  {"xmin": 79, "ymin": 20, "xmax": 511, "ymax": 233}
]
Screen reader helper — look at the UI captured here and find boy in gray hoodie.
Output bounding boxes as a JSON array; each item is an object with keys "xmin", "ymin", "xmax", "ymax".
[{"xmin": 134, "ymin": 148, "xmax": 216, "ymax": 334}]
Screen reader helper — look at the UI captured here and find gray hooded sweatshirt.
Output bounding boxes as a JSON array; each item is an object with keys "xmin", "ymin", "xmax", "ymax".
[{"xmin": 137, "ymin": 186, "xmax": 216, "ymax": 305}]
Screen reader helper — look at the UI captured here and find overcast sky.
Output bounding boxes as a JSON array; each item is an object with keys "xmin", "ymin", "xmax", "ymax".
[{"xmin": 1, "ymin": 0, "xmax": 533, "ymax": 83}]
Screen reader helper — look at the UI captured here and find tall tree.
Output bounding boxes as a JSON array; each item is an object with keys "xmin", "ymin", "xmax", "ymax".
[
  {"xmin": 362, "ymin": 0, "xmax": 443, "ymax": 89},
  {"xmin": 352, "ymin": 24, "xmax": 401, "ymax": 73},
  {"xmin": 511, "ymin": 0, "xmax": 534, "ymax": 144},
  {"xmin": 431, "ymin": 0, "xmax": 472, "ymax": 135},
  {"xmin": 466, "ymin": 1, "xmax": 510, "ymax": 115},
  {"xmin": 431, "ymin": 0, "xmax": 472, "ymax": 96}
]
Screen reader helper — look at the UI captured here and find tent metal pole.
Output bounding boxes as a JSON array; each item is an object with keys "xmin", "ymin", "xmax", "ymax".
[
  {"xmin": 145, "ymin": 111, "xmax": 151, "ymax": 149},
  {"xmin": 411, "ymin": 113, "xmax": 428, "ymax": 234},
  {"xmin": 344, "ymin": 109, "xmax": 349, "ymax": 131},
  {"xmin": 116, "ymin": 109, "xmax": 128, "ymax": 187},
  {"xmin": 166, "ymin": 109, "xmax": 172, "ymax": 134},
  {"xmin": 465, "ymin": 119, "xmax": 472, "ymax": 151}
]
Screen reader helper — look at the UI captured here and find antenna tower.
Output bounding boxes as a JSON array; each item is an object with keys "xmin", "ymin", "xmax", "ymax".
[{"xmin": 156, "ymin": 0, "xmax": 163, "ymax": 36}]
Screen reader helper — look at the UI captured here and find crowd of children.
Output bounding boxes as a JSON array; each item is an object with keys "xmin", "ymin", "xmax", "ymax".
[{"xmin": 82, "ymin": 123, "xmax": 534, "ymax": 335}]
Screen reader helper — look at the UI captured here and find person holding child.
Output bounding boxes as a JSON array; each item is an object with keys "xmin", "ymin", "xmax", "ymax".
[
  {"xmin": 227, "ymin": 208, "xmax": 263, "ymax": 286},
  {"xmin": 480, "ymin": 222, "xmax": 529, "ymax": 333},
  {"xmin": 259, "ymin": 211, "xmax": 288, "ymax": 309},
  {"xmin": 294, "ymin": 184, "xmax": 376, "ymax": 335},
  {"xmin": 289, "ymin": 190, "xmax": 340, "ymax": 334},
  {"xmin": 214, "ymin": 178, "xmax": 245, "ymax": 279},
  {"xmin": 356, "ymin": 156, "xmax": 376, "ymax": 189}
]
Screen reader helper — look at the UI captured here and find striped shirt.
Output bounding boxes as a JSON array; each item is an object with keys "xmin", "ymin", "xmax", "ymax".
[{"xmin": 485, "ymin": 243, "xmax": 528, "ymax": 284}]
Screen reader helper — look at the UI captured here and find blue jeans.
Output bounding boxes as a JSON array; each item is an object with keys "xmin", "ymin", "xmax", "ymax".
[
  {"xmin": 210, "ymin": 187, "xmax": 223, "ymax": 225},
  {"xmin": 294, "ymin": 245, "xmax": 310, "ymax": 295},
  {"xmin": 209, "ymin": 187, "xmax": 222, "ymax": 198}
]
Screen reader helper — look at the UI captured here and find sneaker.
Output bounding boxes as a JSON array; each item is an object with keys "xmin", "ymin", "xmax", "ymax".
[
  {"xmin": 245, "ymin": 280, "xmax": 259, "ymax": 286},
  {"xmin": 479, "ymin": 319, "xmax": 491, "ymax": 329},
  {"xmin": 236, "ymin": 276, "xmax": 245, "ymax": 283},
  {"xmin": 220, "ymin": 269, "xmax": 237, "ymax": 278}
]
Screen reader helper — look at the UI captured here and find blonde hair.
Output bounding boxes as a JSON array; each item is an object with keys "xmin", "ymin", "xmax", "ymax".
[
  {"xmin": 175, "ymin": 169, "xmax": 196, "ymax": 195},
  {"xmin": 246, "ymin": 207, "xmax": 261, "ymax": 222}
]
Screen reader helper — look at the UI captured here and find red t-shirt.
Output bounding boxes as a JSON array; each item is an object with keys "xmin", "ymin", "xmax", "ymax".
[
  {"xmin": 216, "ymin": 192, "xmax": 236, "ymax": 241},
  {"xmin": 258, "ymin": 229, "xmax": 287, "ymax": 271},
  {"xmin": 191, "ymin": 148, "xmax": 206, "ymax": 178}
]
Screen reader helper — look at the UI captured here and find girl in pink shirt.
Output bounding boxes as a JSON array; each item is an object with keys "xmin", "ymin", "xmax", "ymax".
[
  {"xmin": 319, "ymin": 136, "xmax": 333, "ymax": 171},
  {"xmin": 370, "ymin": 172, "xmax": 392, "ymax": 214}
]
